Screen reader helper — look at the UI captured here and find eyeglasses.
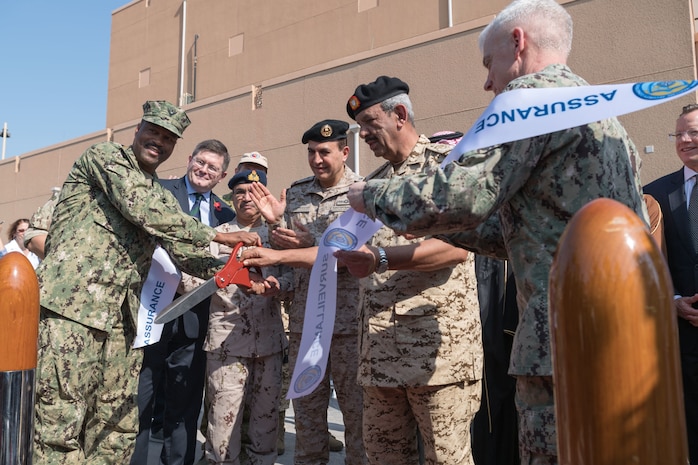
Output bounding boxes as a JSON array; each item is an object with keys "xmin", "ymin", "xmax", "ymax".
[
  {"xmin": 669, "ymin": 130, "xmax": 698, "ymax": 141},
  {"xmin": 191, "ymin": 157, "xmax": 222, "ymax": 175}
]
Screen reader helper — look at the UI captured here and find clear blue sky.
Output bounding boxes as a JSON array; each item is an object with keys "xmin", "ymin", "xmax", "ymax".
[{"xmin": 0, "ymin": 0, "xmax": 127, "ymax": 159}]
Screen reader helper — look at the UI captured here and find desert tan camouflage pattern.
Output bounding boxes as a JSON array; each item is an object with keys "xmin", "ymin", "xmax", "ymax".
[
  {"xmin": 362, "ymin": 65, "xmax": 647, "ymax": 461},
  {"xmin": 280, "ymin": 165, "xmax": 366, "ymax": 465},
  {"xmin": 362, "ymin": 380, "xmax": 481, "ymax": 465},
  {"xmin": 357, "ymin": 135, "xmax": 483, "ymax": 465},
  {"xmin": 280, "ymin": 166, "xmax": 363, "ymax": 335},
  {"xmin": 289, "ymin": 333, "xmax": 365, "ymax": 465},
  {"xmin": 359, "ymin": 135, "xmax": 483, "ymax": 388},
  {"xmin": 178, "ymin": 220, "xmax": 287, "ymax": 464},
  {"xmin": 205, "ymin": 352, "xmax": 282, "ymax": 465}
]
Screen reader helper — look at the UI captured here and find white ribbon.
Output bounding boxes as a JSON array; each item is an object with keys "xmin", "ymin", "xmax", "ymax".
[
  {"xmin": 442, "ymin": 80, "xmax": 698, "ymax": 166},
  {"xmin": 290, "ymin": 79, "xmax": 698, "ymax": 398},
  {"xmin": 288, "ymin": 209, "xmax": 382, "ymax": 399},
  {"xmin": 133, "ymin": 247, "xmax": 182, "ymax": 348}
]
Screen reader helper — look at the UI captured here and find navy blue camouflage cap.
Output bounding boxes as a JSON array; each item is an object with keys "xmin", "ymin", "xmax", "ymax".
[
  {"xmin": 141, "ymin": 100, "xmax": 191, "ymax": 138},
  {"xmin": 228, "ymin": 169, "xmax": 267, "ymax": 190},
  {"xmin": 346, "ymin": 76, "xmax": 409, "ymax": 120},
  {"xmin": 301, "ymin": 119, "xmax": 350, "ymax": 144}
]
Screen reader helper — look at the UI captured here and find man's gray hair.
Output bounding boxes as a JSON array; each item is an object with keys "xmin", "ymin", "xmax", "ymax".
[
  {"xmin": 479, "ymin": 0, "xmax": 573, "ymax": 57},
  {"xmin": 380, "ymin": 93, "xmax": 415, "ymax": 126}
]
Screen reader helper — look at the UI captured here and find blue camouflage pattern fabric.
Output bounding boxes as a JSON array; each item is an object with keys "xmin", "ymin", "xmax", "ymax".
[
  {"xmin": 361, "ymin": 65, "xmax": 647, "ymax": 378},
  {"xmin": 39, "ymin": 141, "xmax": 220, "ymax": 332}
]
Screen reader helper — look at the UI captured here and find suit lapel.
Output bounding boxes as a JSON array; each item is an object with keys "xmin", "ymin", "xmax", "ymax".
[{"xmin": 667, "ymin": 170, "xmax": 694, "ymax": 252}]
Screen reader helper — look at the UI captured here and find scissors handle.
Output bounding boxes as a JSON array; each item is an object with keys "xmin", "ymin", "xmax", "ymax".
[{"xmin": 214, "ymin": 242, "xmax": 253, "ymax": 288}]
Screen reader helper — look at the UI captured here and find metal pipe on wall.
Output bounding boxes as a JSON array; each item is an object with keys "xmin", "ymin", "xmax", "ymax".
[
  {"xmin": 179, "ymin": 0, "xmax": 187, "ymax": 107},
  {"xmin": 349, "ymin": 124, "xmax": 360, "ymax": 175}
]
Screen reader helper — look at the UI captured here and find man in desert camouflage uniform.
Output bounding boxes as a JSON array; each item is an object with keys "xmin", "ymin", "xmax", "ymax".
[
  {"xmin": 346, "ymin": 1, "xmax": 648, "ymax": 463},
  {"xmin": 337, "ymin": 76, "xmax": 483, "ymax": 465},
  {"xmin": 22, "ymin": 187, "xmax": 61, "ymax": 259},
  {"xmin": 34, "ymin": 100, "xmax": 262, "ymax": 465},
  {"xmin": 179, "ymin": 169, "xmax": 290, "ymax": 465},
  {"xmin": 257, "ymin": 119, "xmax": 366, "ymax": 465}
]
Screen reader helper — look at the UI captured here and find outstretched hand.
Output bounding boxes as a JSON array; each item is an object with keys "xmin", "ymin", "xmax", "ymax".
[
  {"xmin": 347, "ymin": 182, "xmax": 367, "ymax": 214},
  {"xmin": 334, "ymin": 245, "xmax": 376, "ymax": 278},
  {"xmin": 214, "ymin": 231, "xmax": 262, "ymax": 248},
  {"xmin": 249, "ymin": 183, "xmax": 286, "ymax": 225},
  {"xmin": 271, "ymin": 221, "xmax": 314, "ymax": 249}
]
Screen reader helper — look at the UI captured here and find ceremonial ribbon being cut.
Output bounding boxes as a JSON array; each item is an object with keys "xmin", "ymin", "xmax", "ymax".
[
  {"xmin": 290, "ymin": 79, "xmax": 698, "ymax": 398},
  {"xmin": 288, "ymin": 209, "xmax": 382, "ymax": 399},
  {"xmin": 134, "ymin": 246, "xmax": 181, "ymax": 348},
  {"xmin": 442, "ymin": 80, "xmax": 698, "ymax": 166}
]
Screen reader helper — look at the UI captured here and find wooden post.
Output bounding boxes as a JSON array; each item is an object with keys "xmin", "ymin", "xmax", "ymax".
[
  {"xmin": 549, "ymin": 198, "xmax": 688, "ymax": 464},
  {"xmin": 0, "ymin": 252, "xmax": 40, "ymax": 465}
]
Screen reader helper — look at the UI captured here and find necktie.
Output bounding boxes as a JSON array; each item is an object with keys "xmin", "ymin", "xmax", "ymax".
[
  {"xmin": 689, "ymin": 176, "xmax": 698, "ymax": 252},
  {"xmin": 190, "ymin": 193, "xmax": 205, "ymax": 221}
]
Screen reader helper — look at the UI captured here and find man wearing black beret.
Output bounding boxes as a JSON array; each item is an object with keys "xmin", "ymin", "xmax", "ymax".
[
  {"xmin": 249, "ymin": 119, "xmax": 367, "ymax": 465},
  {"xmin": 336, "ymin": 76, "xmax": 484, "ymax": 465}
]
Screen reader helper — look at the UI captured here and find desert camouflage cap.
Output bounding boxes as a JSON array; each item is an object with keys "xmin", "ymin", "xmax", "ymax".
[{"xmin": 141, "ymin": 100, "xmax": 191, "ymax": 138}]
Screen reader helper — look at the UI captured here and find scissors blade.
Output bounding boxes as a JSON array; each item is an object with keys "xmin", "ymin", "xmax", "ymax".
[{"xmin": 154, "ymin": 277, "xmax": 219, "ymax": 324}]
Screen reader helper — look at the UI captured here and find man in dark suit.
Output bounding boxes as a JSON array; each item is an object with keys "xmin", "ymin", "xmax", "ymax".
[
  {"xmin": 644, "ymin": 103, "xmax": 698, "ymax": 463},
  {"xmin": 131, "ymin": 139, "xmax": 236, "ymax": 465}
]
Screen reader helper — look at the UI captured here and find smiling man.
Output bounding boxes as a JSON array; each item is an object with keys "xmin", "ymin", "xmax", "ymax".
[
  {"xmin": 131, "ymin": 139, "xmax": 236, "ymax": 465},
  {"xmin": 345, "ymin": 1, "xmax": 647, "ymax": 463},
  {"xmin": 644, "ymin": 103, "xmax": 698, "ymax": 464},
  {"xmin": 252, "ymin": 119, "xmax": 367, "ymax": 465},
  {"xmin": 34, "ymin": 101, "xmax": 260, "ymax": 465}
]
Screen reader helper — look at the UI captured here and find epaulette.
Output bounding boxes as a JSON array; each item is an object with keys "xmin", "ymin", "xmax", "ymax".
[
  {"xmin": 290, "ymin": 175, "xmax": 315, "ymax": 187},
  {"xmin": 425, "ymin": 143, "xmax": 453, "ymax": 163}
]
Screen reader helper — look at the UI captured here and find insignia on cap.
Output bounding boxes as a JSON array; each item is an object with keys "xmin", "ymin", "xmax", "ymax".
[
  {"xmin": 321, "ymin": 124, "xmax": 333, "ymax": 138},
  {"xmin": 348, "ymin": 96, "xmax": 360, "ymax": 111},
  {"xmin": 248, "ymin": 170, "xmax": 260, "ymax": 182}
]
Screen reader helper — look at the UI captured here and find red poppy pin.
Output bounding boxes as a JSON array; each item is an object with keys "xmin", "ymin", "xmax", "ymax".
[{"xmin": 213, "ymin": 201, "xmax": 222, "ymax": 211}]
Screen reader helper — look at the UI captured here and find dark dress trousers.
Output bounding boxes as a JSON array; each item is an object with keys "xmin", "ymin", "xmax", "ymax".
[
  {"xmin": 645, "ymin": 169, "xmax": 698, "ymax": 463},
  {"xmin": 131, "ymin": 177, "xmax": 235, "ymax": 465}
]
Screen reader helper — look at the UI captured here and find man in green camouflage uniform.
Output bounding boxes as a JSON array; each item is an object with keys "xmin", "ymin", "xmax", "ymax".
[
  {"xmin": 260, "ymin": 119, "xmax": 366, "ymax": 465},
  {"xmin": 34, "ymin": 100, "xmax": 262, "ymax": 465},
  {"xmin": 346, "ymin": 2, "xmax": 648, "ymax": 463},
  {"xmin": 340, "ymin": 76, "xmax": 483, "ymax": 465}
]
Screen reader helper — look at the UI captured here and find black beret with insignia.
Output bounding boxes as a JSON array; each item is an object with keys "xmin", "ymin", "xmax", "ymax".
[
  {"xmin": 301, "ymin": 119, "xmax": 350, "ymax": 144},
  {"xmin": 346, "ymin": 76, "xmax": 410, "ymax": 120},
  {"xmin": 228, "ymin": 169, "xmax": 267, "ymax": 190}
]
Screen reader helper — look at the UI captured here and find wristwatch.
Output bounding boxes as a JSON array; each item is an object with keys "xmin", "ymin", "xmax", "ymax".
[{"xmin": 375, "ymin": 247, "xmax": 389, "ymax": 274}]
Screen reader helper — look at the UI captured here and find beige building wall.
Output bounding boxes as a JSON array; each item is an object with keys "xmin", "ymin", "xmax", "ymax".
[{"xmin": 0, "ymin": 0, "xmax": 695, "ymax": 225}]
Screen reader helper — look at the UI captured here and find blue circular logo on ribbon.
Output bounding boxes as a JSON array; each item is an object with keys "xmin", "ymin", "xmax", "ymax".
[
  {"xmin": 323, "ymin": 228, "xmax": 358, "ymax": 250},
  {"xmin": 632, "ymin": 80, "xmax": 698, "ymax": 100},
  {"xmin": 293, "ymin": 365, "xmax": 322, "ymax": 393}
]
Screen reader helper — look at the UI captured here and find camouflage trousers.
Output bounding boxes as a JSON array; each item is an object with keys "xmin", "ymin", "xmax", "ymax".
[
  {"xmin": 204, "ymin": 350, "xmax": 283, "ymax": 465},
  {"xmin": 515, "ymin": 375, "xmax": 558, "ymax": 465},
  {"xmin": 33, "ymin": 306, "xmax": 142, "ymax": 465},
  {"xmin": 362, "ymin": 380, "xmax": 481, "ymax": 465},
  {"xmin": 289, "ymin": 332, "xmax": 366, "ymax": 465}
]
